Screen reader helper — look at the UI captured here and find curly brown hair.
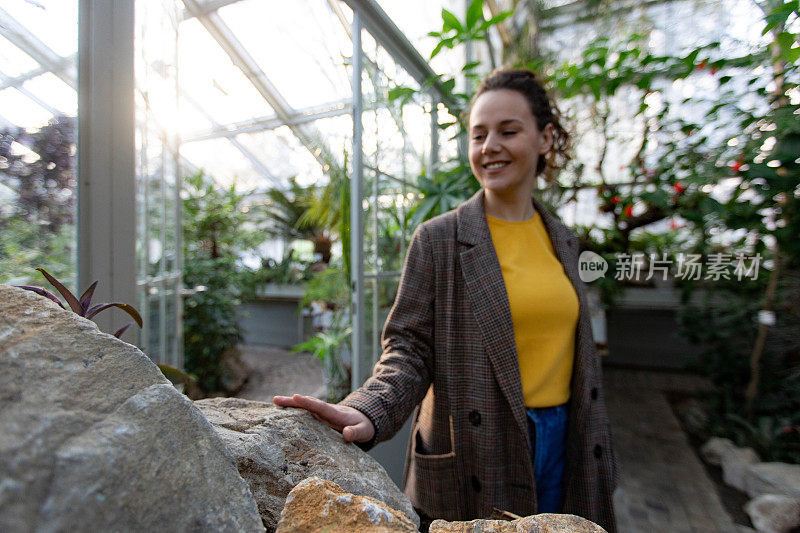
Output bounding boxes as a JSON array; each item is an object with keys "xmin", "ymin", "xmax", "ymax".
[{"xmin": 466, "ymin": 68, "xmax": 571, "ymax": 176}]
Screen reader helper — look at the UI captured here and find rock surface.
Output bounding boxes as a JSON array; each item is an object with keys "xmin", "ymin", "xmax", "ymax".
[
  {"xmin": 429, "ymin": 513, "xmax": 607, "ymax": 532},
  {"xmin": 744, "ymin": 494, "xmax": 800, "ymax": 533},
  {"xmin": 745, "ymin": 463, "xmax": 800, "ymax": 499},
  {"xmin": 195, "ymin": 397, "xmax": 419, "ymax": 531},
  {"xmin": 275, "ymin": 477, "xmax": 418, "ymax": 532},
  {"xmin": 700, "ymin": 437, "xmax": 738, "ymax": 466},
  {"xmin": 0, "ymin": 284, "xmax": 263, "ymax": 532},
  {"xmin": 721, "ymin": 445, "xmax": 761, "ymax": 492}
]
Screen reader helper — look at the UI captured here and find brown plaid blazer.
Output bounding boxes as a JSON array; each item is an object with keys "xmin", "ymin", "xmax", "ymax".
[{"xmin": 341, "ymin": 189, "xmax": 618, "ymax": 532}]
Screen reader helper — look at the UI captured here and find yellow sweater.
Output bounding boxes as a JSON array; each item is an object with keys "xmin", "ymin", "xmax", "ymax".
[{"xmin": 487, "ymin": 213, "xmax": 579, "ymax": 407}]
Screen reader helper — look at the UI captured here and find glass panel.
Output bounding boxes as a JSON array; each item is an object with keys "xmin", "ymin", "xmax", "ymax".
[
  {"xmin": 355, "ymin": 26, "xmax": 460, "ymax": 375},
  {"xmin": 178, "ymin": 17, "xmax": 275, "ymax": 128},
  {"xmin": 4, "ymin": 0, "xmax": 79, "ymax": 58},
  {"xmin": 0, "ymin": 1, "xmax": 77, "ymax": 291},
  {"xmin": 21, "ymin": 73, "xmax": 78, "ymax": 116},
  {"xmin": 0, "ymin": 35, "xmax": 39, "ymax": 78},
  {"xmin": 135, "ymin": 0, "xmax": 182, "ymax": 367},
  {"xmin": 0, "ymin": 87, "xmax": 55, "ymax": 129},
  {"xmin": 219, "ymin": 0, "xmax": 352, "ymax": 109}
]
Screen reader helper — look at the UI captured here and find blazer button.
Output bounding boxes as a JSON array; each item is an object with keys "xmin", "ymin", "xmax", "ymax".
[
  {"xmin": 594, "ymin": 444, "xmax": 603, "ymax": 459},
  {"xmin": 468, "ymin": 410, "xmax": 481, "ymax": 426},
  {"xmin": 591, "ymin": 387, "xmax": 598, "ymax": 400},
  {"xmin": 471, "ymin": 475, "xmax": 481, "ymax": 493}
]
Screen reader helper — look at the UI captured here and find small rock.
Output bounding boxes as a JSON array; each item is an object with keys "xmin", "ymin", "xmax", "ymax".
[
  {"xmin": 721, "ymin": 446, "xmax": 761, "ymax": 492},
  {"xmin": 429, "ymin": 513, "xmax": 607, "ymax": 532},
  {"xmin": 275, "ymin": 477, "xmax": 418, "ymax": 532},
  {"xmin": 745, "ymin": 463, "xmax": 800, "ymax": 499},
  {"xmin": 743, "ymin": 494, "xmax": 800, "ymax": 533},
  {"xmin": 700, "ymin": 437, "xmax": 737, "ymax": 466}
]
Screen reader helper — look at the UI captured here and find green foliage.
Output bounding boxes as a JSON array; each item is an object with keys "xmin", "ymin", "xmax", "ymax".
[
  {"xmin": 182, "ymin": 171, "xmax": 266, "ymax": 393},
  {"xmin": 428, "ymin": 0, "xmax": 512, "ymax": 62},
  {"xmin": 0, "ymin": 116, "xmax": 77, "ymax": 286},
  {"xmin": 301, "ymin": 267, "xmax": 349, "ymax": 310},
  {"xmin": 294, "ymin": 266, "xmax": 351, "ymax": 403},
  {"xmin": 238, "ymin": 250, "xmax": 313, "ymax": 293},
  {"xmin": 0, "ymin": 218, "xmax": 74, "ymax": 285},
  {"xmin": 407, "ymin": 164, "xmax": 479, "ymax": 229}
]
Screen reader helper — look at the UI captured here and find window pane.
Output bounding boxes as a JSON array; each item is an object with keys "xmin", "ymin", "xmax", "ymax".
[{"xmin": 0, "ymin": 1, "xmax": 77, "ymax": 290}]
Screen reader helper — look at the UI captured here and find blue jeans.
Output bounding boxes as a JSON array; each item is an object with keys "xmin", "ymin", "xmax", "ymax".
[{"xmin": 526, "ymin": 404, "xmax": 568, "ymax": 513}]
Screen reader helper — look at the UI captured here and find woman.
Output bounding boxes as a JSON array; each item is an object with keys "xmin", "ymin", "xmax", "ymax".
[{"xmin": 274, "ymin": 68, "xmax": 618, "ymax": 532}]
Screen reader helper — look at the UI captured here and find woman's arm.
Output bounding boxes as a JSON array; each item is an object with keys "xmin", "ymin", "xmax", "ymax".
[
  {"xmin": 338, "ymin": 224, "xmax": 437, "ymax": 448},
  {"xmin": 273, "ymin": 224, "xmax": 436, "ymax": 448}
]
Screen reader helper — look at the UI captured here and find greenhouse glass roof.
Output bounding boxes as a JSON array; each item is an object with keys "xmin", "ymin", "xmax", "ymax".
[{"xmin": 0, "ymin": 0, "xmax": 463, "ymax": 192}]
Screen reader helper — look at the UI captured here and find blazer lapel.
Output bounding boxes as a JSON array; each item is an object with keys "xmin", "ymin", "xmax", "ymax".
[{"xmin": 456, "ymin": 190, "xmax": 529, "ymax": 443}]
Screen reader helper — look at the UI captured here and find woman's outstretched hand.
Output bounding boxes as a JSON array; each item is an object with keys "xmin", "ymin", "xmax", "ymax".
[{"xmin": 272, "ymin": 394, "xmax": 375, "ymax": 443}]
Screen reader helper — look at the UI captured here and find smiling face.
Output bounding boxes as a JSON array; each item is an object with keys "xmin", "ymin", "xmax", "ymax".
[{"xmin": 468, "ymin": 89, "xmax": 553, "ymax": 202}]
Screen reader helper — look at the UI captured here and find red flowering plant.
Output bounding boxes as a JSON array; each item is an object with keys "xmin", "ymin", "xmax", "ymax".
[{"xmin": 532, "ymin": 3, "xmax": 799, "ymax": 461}]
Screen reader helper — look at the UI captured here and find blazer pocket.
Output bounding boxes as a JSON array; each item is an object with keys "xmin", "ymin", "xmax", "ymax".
[{"xmin": 406, "ymin": 416, "xmax": 463, "ymax": 520}]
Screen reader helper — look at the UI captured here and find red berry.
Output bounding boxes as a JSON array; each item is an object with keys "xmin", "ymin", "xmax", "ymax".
[
  {"xmin": 673, "ymin": 181, "xmax": 686, "ymax": 194},
  {"xmin": 611, "ymin": 196, "xmax": 621, "ymax": 204},
  {"xmin": 624, "ymin": 205, "xmax": 633, "ymax": 217},
  {"xmin": 697, "ymin": 60, "xmax": 706, "ymax": 70},
  {"xmin": 731, "ymin": 161, "xmax": 742, "ymax": 172}
]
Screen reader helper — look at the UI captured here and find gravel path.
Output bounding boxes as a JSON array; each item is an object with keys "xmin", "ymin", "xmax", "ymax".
[{"xmin": 235, "ymin": 344, "xmax": 324, "ymax": 402}]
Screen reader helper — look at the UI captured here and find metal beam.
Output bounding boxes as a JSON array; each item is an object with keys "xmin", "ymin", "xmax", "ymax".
[
  {"xmin": 0, "ymin": 69, "xmax": 62, "ymax": 117},
  {"xmin": 180, "ymin": 90, "xmax": 280, "ymax": 185},
  {"xmin": 77, "ymin": 0, "xmax": 137, "ymax": 337},
  {"xmin": 181, "ymin": 0, "xmax": 338, "ymax": 172},
  {"xmin": 0, "ymin": 54, "xmax": 77, "ymax": 91},
  {"xmin": 183, "ymin": 98, "xmax": 355, "ymax": 143},
  {"xmin": 350, "ymin": 13, "xmax": 365, "ymax": 391},
  {"xmin": 180, "ymin": 0, "xmax": 245, "ymax": 20},
  {"xmin": 0, "ymin": 8, "xmax": 77, "ymax": 89},
  {"xmin": 538, "ymin": 0, "xmax": 686, "ymax": 30},
  {"xmin": 340, "ymin": 0, "xmax": 458, "ymax": 110}
]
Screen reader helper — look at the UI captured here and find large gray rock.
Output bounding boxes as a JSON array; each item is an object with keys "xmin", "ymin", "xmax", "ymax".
[
  {"xmin": 195, "ymin": 397, "xmax": 419, "ymax": 531},
  {"xmin": 744, "ymin": 494, "xmax": 800, "ymax": 533},
  {"xmin": 745, "ymin": 463, "xmax": 800, "ymax": 499},
  {"xmin": 275, "ymin": 477, "xmax": 417, "ymax": 532},
  {"xmin": 0, "ymin": 285, "xmax": 263, "ymax": 532}
]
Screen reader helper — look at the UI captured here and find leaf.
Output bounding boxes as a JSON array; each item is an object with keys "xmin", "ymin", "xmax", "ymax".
[
  {"xmin": 430, "ymin": 40, "xmax": 446, "ymax": 60},
  {"xmin": 79, "ymin": 280, "xmax": 99, "ymax": 312},
  {"xmin": 762, "ymin": 0, "xmax": 799, "ymax": 35},
  {"xmin": 466, "ymin": 0, "xmax": 483, "ymax": 30},
  {"xmin": 158, "ymin": 364, "xmax": 194, "ymax": 385},
  {"xmin": 36, "ymin": 268, "xmax": 83, "ymax": 315},
  {"xmin": 15, "ymin": 285, "xmax": 66, "ymax": 309},
  {"xmin": 113, "ymin": 322, "xmax": 132, "ymax": 338},
  {"xmin": 85, "ymin": 302, "xmax": 144, "ymax": 328},
  {"xmin": 388, "ymin": 87, "xmax": 416, "ymax": 102},
  {"xmin": 481, "ymin": 10, "xmax": 512, "ymax": 30},
  {"xmin": 441, "ymin": 9, "xmax": 463, "ymax": 33}
]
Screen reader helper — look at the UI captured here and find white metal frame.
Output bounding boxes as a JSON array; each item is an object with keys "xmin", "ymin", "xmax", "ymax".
[{"xmin": 77, "ymin": 0, "xmax": 137, "ymax": 336}]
